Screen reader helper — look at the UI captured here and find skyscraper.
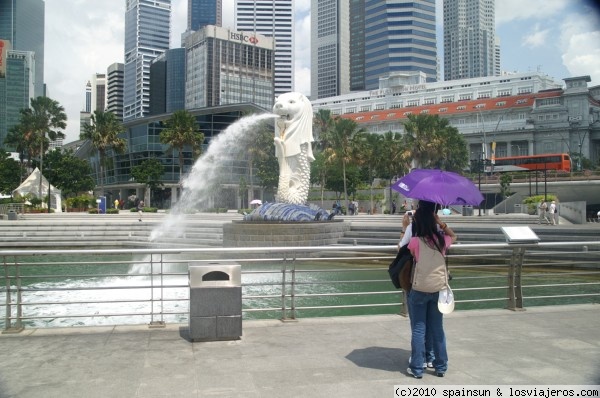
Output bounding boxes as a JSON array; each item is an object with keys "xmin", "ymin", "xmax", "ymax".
[
  {"xmin": 106, "ymin": 63, "xmax": 124, "ymax": 121},
  {"xmin": 310, "ymin": 0, "xmax": 350, "ymax": 100},
  {"xmin": 188, "ymin": 0, "xmax": 222, "ymax": 31},
  {"xmin": 443, "ymin": 0, "xmax": 497, "ymax": 81},
  {"xmin": 123, "ymin": 0, "xmax": 171, "ymax": 121},
  {"xmin": 235, "ymin": 0, "xmax": 293, "ymax": 98},
  {"xmin": 90, "ymin": 73, "xmax": 106, "ymax": 113},
  {"xmin": 0, "ymin": 42, "xmax": 35, "ymax": 150},
  {"xmin": 364, "ymin": 0, "xmax": 437, "ymax": 89},
  {"xmin": 0, "ymin": 0, "xmax": 45, "ymax": 97},
  {"xmin": 311, "ymin": 0, "xmax": 437, "ymax": 97}
]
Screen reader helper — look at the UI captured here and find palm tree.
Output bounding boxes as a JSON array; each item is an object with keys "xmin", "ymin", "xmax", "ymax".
[
  {"xmin": 325, "ymin": 117, "xmax": 365, "ymax": 207},
  {"xmin": 313, "ymin": 109, "xmax": 335, "ymax": 146},
  {"xmin": 403, "ymin": 114, "xmax": 449, "ymax": 169},
  {"xmin": 378, "ymin": 131, "xmax": 408, "ymax": 212},
  {"xmin": 19, "ymin": 96, "xmax": 67, "ymax": 199},
  {"xmin": 4, "ymin": 124, "xmax": 31, "ymax": 183},
  {"xmin": 80, "ymin": 110, "xmax": 127, "ymax": 196},
  {"xmin": 353, "ymin": 131, "xmax": 383, "ymax": 214},
  {"xmin": 159, "ymin": 110, "xmax": 204, "ymax": 183}
]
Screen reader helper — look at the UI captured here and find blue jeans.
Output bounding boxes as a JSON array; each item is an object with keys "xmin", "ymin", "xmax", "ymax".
[{"xmin": 407, "ymin": 289, "xmax": 448, "ymax": 376}]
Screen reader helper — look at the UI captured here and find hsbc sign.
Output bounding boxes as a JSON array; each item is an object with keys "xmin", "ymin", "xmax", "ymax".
[{"xmin": 230, "ymin": 32, "xmax": 259, "ymax": 44}]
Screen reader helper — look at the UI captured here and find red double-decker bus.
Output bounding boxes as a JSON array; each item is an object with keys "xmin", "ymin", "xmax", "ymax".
[{"xmin": 488, "ymin": 153, "xmax": 571, "ymax": 172}]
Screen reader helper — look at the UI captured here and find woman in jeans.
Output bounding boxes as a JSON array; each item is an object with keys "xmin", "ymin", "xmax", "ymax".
[{"xmin": 406, "ymin": 200, "xmax": 457, "ymax": 379}]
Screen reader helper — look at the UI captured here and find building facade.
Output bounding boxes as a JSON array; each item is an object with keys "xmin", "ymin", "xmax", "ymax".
[
  {"xmin": 443, "ymin": 0, "xmax": 497, "ymax": 81},
  {"xmin": 149, "ymin": 48, "xmax": 186, "ymax": 115},
  {"xmin": 0, "ymin": 43, "xmax": 35, "ymax": 150},
  {"xmin": 184, "ymin": 25, "xmax": 274, "ymax": 110},
  {"xmin": 364, "ymin": 0, "xmax": 437, "ymax": 89},
  {"xmin": 123, "ymin": 0, "xmax": 171, "ymax": 121},
  {"xmin": 235, "ymin": 0, "xmax": 293, "ymax": 97},
  {"xmin": 310, "ymin": 0, "xmax": 350, "ymax": 100},
  {"xmin": 312, "ymin": 72, "xmax": 600, "ymax": 167},
  {"xmin": 106, "ymin": 63, "xmax": 124, "ymax": 121},
  {"xmin": 0, "ymin": 0, "xmax": 44, "ymax": 97},
  {"xmin": 90, "ymin": 73, "xmax": 106, "ymax": 113},
  {"xmin": 188, "ymin": 0, "xmax": 222, "ymax": 31}
]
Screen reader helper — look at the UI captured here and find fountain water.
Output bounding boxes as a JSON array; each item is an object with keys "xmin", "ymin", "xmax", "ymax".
[
  {"xmin": 150, "ymin": 94, "xmax": 349, "ymax": 248},
  {"xmin": 149, "ymin": 113, "xmax": 277, "ymax": 242}
]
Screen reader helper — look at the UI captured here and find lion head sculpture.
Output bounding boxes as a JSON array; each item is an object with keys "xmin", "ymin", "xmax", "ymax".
[{"xmin": 273, "ymin": 92, "xmax": 314, "ymax": 161}]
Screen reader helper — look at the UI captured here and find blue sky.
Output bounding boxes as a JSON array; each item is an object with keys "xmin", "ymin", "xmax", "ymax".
[{"xmin": 45, "ymin": 0, "xmax": 599, "ymax": 143}]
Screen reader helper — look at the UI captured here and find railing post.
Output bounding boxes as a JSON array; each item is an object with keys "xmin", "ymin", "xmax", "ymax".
[
  {"xmin": 507, "ymin": 246, "xmax": 526, "ymax": 311},
  {"xmin": 149, "ymin": 253, "xmax": 166, "ymax": 328},
  {"xmin": 290, "ymin": 254, "xmax": 296, "ymax": 320},
  {"xmin": 3, "ymin": 256, "xmax": 24, "ymax": 333},
  {"xmin": 280, "ymin": 256, "xmax": 287, "ymax": 321}
]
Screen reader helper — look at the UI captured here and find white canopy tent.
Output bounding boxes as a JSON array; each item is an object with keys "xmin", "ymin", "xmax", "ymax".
[{"xmin": 12, "ymin": 168, "xmax": 62, "ymax": 212}]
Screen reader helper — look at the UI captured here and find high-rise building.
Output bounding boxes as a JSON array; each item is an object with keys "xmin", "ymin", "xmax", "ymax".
[
  {"xmin": 0, "ymin": 41, "xmax": 35, "ymax": 150},
  {"xmin": 443, "ymin": 0, "xmax": 497, "ymax": 81},
  {"xmin": 123, "ymin": 0, "xmax": 171, "ymax": 121},
  {"xmin": 235, "ymin": 0, "xmax": 293, "ymax": 98},
  {"xmin": 310, "ymin": 0, "xmax": 350, "ymax": 100},
  {"xmin": 311, "ymin": 0, "xmax": 436, "ymax": 96},
  {"xmin": 349, "ymin": 0, "xmax": 366, "ymax": 92},
  {"xmin": 85, "ymin": 81, "xmax": 92, "ymax": 113},
  {"xmin": 0, "ymin": 0, "xmax": 45, "ymax": 97},
  {"xmin": 188, "ymin": 0, "xmax": 222, "ymax": 31},
  {"xmin": 149, "ymin": 48, "xmax": 186, "ymax": 115},
  {"xmin": 106, "ymin": 63, "xmax": 124, "ymax": 121},
  {"xmin": 184, "ymin": 25, "xmax": 274, "ymax": 110},
  {"xmin": 364, "ymin": 0, "xmax": 437, "ymax": 89},
  {"xmin": 90, "ymin": 73, "xmax": 106, "ymax": 113}
]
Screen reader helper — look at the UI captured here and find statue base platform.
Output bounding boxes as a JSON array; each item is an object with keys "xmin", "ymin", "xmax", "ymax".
[{"xmin": 223, "ymin": 220, "xmax": 351, "ymax": 247}]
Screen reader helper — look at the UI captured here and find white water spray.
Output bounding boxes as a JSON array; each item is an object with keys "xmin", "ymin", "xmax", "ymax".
[{"xmin": 149, "ymin": 113, "xmax": 277, "ymax": 242}]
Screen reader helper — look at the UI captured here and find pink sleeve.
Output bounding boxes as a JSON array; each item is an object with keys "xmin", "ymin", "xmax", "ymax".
[
  {"xmin": 408, "ymin": 237, "xmax": 420, "ymax": 262},
  {"xmin": 443, "ymin": 235, "xmax": 453, "ymax": 255}
]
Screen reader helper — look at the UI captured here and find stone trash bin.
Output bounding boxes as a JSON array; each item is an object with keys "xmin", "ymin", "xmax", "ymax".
[
  {"xmin": 188, "ymin": 261, "xmax": 242, "ymax": 342},
  {"xmin": 7, "ymin": 210, "xmax": 17, "ymax": 220}
]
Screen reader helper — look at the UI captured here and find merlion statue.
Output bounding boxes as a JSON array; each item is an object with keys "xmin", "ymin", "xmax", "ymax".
[{"xmin": 273, "ymin": 92, "xmax": 315, "ymax": 205}]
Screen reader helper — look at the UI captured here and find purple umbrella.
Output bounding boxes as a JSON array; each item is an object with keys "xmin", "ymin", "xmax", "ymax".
[{"xmin": 392, "ymin": 169, "xmax": 484, "ymax": 206}]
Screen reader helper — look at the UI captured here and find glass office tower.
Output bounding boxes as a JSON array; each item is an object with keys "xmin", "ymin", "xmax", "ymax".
[{"xmin": 123, "ymin": 0, "xmax": 171, "ymax": 121}]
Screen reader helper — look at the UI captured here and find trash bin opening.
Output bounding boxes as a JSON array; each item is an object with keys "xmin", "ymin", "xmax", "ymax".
[{"xmin": 202, "ymin": 271, "xmax": 230, "ymax": 281}]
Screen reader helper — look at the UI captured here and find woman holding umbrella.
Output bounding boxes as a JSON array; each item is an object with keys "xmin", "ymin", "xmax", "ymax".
[{"xmin": 406, "ymin": 200, "xmax": 457, "ymax": 379}]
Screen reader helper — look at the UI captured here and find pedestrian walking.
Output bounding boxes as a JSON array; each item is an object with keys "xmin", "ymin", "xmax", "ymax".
[{"xmin": 137, "ymin": 200, "xmax": 144, "ymax": 222}]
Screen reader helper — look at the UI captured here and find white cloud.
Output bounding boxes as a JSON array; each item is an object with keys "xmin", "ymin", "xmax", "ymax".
[
  {"xmin": 496, "ymin": 0, "xmax": 568, "ymax": 26},
  {"xmin": 521, "ymin": 24, "xmax": 550, "ymax": 48},
  {"xmin": 559, "ymin": 12, "xmax": 600, "ymax": 83}
]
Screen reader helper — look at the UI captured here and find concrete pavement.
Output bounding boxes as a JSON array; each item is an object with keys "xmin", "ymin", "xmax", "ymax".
[{"xmin": 1, "ymin": 304, "xmax": 598, "ymax": 397}]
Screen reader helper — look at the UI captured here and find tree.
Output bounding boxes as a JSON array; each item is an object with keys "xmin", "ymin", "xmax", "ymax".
[
  {"xmin": 238, "ymin": 119, "xmax": 274, "ymax": 207},
  {"xmin": 3, "ymin": 124, "xmax": 30, "ymax": 183},
  {"xmin": 18, "ymin": 96, "xmax": 67, "ymax": 199},
  {"xmin": 250, "ymin": 124, "xmax": 279, "ymax": 198},
  {"xmin": 401, "ymin": 114, "xmax": 469, "ymax": 173},
  {"xmin": 159, "ymin": 110, "xmax": 204, "ymax": 182},
  {"xmin": 80, "ymin": 110, "xmax": 126, "ymax": 196},
  {"xmin": 353, "ymin": 132, "xmax": 384, "ymax": 214},
  {"xmin": 0, "ymin": 150, "xmax": 21, "ymax": 195},
  {"xmin": 131, "ymin": 157, "xmax": 164, "ymax": 206},
  {"xmin": 377, "ymin": 131, "xmax": 408, "ymax": 212},
  {"xmin": 323, "ymin": 117, "xmax": 365, "ymax": 206},
  {"xmin": 45, "ymin": 148, "xmax": 95, "ymax": 198}
]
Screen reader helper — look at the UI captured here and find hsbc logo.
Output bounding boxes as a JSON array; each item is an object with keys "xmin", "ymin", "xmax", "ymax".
[{"xmin": 230, "ymin": 32, "xmax": 259, "ymax": 44}]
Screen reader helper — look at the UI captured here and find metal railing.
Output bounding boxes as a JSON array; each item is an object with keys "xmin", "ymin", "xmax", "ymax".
[{"xmin": 2, "ymin": 242, "xmax": 600, "ymax": 332}]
